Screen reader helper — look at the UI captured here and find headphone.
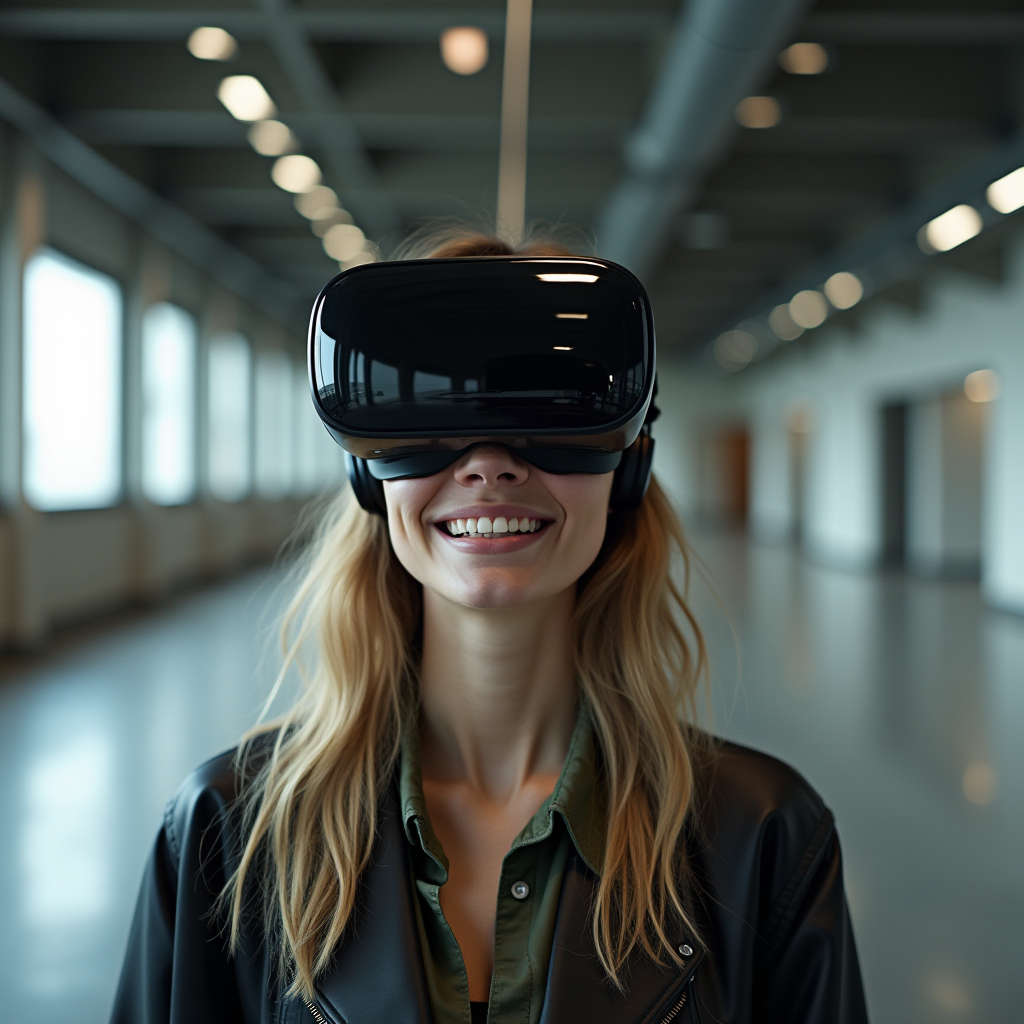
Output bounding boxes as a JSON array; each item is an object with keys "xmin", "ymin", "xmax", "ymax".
[{"xmin": 346, "ymin": 428, "xmax": 655, "ymax": 517}]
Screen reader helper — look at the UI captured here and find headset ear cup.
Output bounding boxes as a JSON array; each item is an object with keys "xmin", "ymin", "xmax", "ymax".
[
  {"xmin": 610, "ymin": 434, "xmax": 655, "ymax": 512},
  {"xmin": 345, "ymin": 453, "xmax": 387, "ymax": 515}
]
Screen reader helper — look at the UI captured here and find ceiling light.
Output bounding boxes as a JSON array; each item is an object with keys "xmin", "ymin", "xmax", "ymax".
[
  {"xmin": 986, "ymin": 167, "xmax": 1024, "ymax": 214},
  {"xmin": 823, "ymin": 271, "xmax": 863, "ymax": 309},
  {"xmin": 778, "ymin": 42, "xmax": 828, "ymax": 75},
  {"xmin": 735, "ymin": 96, "xmax": 781, "ymax": 129},
  {"xmin": 271, "ymin": 154, "xmax": 321, "ymax": 193},
  {"xmin": 218, "ymin": 75, "xmax": 275, "ymax": 121},
  {"xmin": 294, "ymin": 185, "xmax": 339, "ymax": 220},
  {"xmin": 964, "ymin": 369, "xmax": 1000, "ymax": 403},
  {"xmin": 768, "ymin": 303, "xmax": 804, "ymax": 341},
  {"xmin": 922, "ymin": 204, "xmax": 982, "ymax": 252},
  {"xmin": 714, "ymin": 330, "xmax": 757, "ymax": 371},
  {"xmin": 440, "ymin": 27, "xmax": 489, "ymax": 75},
  {"xmin": 187, "ymin": 26, "xmax": 237, "ymax": 61},
  {"xmin": 248, "ymin": 120, "xmax": 297, "ymax": 157},
  {"xmin": 789, "ymin": 290, "xmax": 828, "ymax": 329},
  {"xmin": 312, "ymin": 210, "xmax": 355, "ymax": 237},
  {"xmin": 323, "ymin": 223, "xmax": 366, "ymax": 262}
]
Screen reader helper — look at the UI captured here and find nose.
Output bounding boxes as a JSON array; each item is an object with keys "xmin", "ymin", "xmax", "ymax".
[{"xmin": 452, "ymin": 445, "xmax": 529, "ymax": 488}]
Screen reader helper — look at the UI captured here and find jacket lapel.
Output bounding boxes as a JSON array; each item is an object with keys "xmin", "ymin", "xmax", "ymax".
[
  {"xmin": 539, "ymin": 853, "xmax": 704, "ymax": 1024},
  {"xmin": 313, "ymin": 789, "xmax": 434, "ymax": 1024}
]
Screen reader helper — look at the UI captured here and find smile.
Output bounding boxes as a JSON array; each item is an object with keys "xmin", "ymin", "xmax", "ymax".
[{"xmin": 439, "ymin": 515, "xmax": 546, "ymax": 538}]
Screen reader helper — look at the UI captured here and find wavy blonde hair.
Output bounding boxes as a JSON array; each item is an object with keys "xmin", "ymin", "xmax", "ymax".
[{"xmin": 227, "ymin": 230, "xmax": 708, "ymax": 999}]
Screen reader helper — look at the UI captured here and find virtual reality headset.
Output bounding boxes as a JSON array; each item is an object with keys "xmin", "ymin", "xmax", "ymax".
[{"xmin": 308, "ymin": 255, "xmax": 658, "ymax": 514}]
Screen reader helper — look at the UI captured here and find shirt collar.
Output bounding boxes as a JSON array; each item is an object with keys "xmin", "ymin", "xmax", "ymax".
[{"xmin": 399, "ymin": 700, "xmax": 606, "ymax": 877}]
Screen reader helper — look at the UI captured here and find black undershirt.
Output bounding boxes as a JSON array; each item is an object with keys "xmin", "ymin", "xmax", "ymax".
[{"xmin": 470, "ymin": 1001, "xmax": 488, "ymax": 1024}]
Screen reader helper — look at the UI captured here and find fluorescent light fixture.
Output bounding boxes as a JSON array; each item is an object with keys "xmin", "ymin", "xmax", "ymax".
[
  {"xmin": 555, "ymin": 313, "xmax": 588, "ymax": 319},
  {"xmin": 714, "ymin": 330, "xmax": 757, "ymax": 371},
  {"xmin": 248, "ymin": 119, "xmax": 297, "ymax": 156},
  {"xmin": 823, "ymin": 271, "xmax": 863, "ymax": 309},
  {"xmin": 735, "ymin": 96, "xmax": 781, "ymax": 129},
  {"xmin": 922, "ymin": 204, "xmax": 982, "ymax": 252},
  {"xmin": 964, "ymin": 369, "xmax": 1000, "ymax": 403},
  {"xmin": 552, "ymin": 346, "xmax": 574, "ymax": 351},
  {"xmin": 323, "ymin": 223, "xmax": 366, "ymax": 262},
  {"xmin": 536, "ymin": 273, "xmax": 598, "ymax": 283},
  {"xmin": 217, "ymin": 75, "xmax": 275, "ymax": 121},
  {"xmin": 986, "ymin": 167, "xmax": 1024, "ymax": 214},
  {"xmin": 271, "ymin": 154, "xmax": 321, "ymax": 193},
  {"xmin": 312, "ymin": 210, "xmax": 355, "ymax": 237},
  {"xmin": 188, "ymin": 26, "xmax": 237, "ymax": 61},
  {"xmin": 294, "ymin": 185, "xmax": 339, "ymax": 220},
  {"xmin": 440, "ymin": 26, "xmax": 489, "ymax": 75},
  {"xmin": 789, "ymin": 289, "xmax": 829, "ymax": 329},
  {"xmin": 768, "ymin": 303, "xmax": 804, "ymax": 341},
  {"xmin": 778, "ymin": 42, "xmax": 828, "ymax": 75}
]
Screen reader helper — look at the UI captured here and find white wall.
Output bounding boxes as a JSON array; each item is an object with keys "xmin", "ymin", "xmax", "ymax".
[{"xmin": 738, "ymin": 236, "xmax": 1024, "ymax": 614}]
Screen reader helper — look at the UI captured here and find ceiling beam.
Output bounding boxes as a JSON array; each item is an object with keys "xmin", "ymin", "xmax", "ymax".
[
  {"xmin": 0, "ymin": 8, "xmax": 669, "ymax": 42},
  {"xmin": 802, "ymin": 11, "xmax": 1024, "ymax": 45},
  {"xmin": 0, "ymin": 76, "xmax": 302, "ymax": 323},
  {"xmin": 251, "ymin": 0, "xmax": 400, "ymax": 241}
]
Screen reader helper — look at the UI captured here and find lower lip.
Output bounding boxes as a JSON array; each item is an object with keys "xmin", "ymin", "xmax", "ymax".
[{"xmin": 434, "ymin": 524, "xmax": 550, "ymax": 552}]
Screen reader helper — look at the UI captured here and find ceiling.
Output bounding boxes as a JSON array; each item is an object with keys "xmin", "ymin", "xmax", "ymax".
[{"xmin": 1, "ymin": 0, "xmax": 1022, "ymax": 353}]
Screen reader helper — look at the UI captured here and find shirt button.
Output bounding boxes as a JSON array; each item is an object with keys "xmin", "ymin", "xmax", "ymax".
[{"xmin": 510, "ymin": 881, "xmax": 530, "ymax": 900}]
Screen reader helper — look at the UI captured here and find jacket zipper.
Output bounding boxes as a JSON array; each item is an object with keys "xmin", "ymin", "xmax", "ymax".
[
  {"xmin": 659, "ymin": 984, "xmax": 688, "ymax": 1024},
  {"xmin": 304, "ymin": 998, "xmax": 331, "ymax": 1024}
]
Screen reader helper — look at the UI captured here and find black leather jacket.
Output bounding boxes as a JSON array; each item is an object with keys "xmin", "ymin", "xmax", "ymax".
[{"xmin": 111, "ymin": 738, "xmax": 869, "ymax": 1024}]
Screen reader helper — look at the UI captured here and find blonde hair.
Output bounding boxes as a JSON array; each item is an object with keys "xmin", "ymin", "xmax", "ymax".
[{"xmin": 227, "ymin": 232, "xmax": 708, "ymax": 998}]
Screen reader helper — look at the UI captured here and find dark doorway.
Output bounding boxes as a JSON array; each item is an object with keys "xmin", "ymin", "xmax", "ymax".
[{"xmin": 881, "ymin": 402, "xmax": 908, "ymax": 566}]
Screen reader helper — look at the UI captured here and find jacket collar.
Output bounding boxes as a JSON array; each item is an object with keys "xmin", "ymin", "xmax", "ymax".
[{"xmin": 312, "ymin": 708, "xmax": 702, "ymax": 1024}]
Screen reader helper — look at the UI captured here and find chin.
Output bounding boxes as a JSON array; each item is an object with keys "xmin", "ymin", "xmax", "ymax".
[{"xmin": 447, "ymin": 569, "xmax": 542, "ymax": 609}]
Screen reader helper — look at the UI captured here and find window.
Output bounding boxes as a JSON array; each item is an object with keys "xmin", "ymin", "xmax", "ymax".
[
  {"xmin": 293, "ymin": 367, "xmax": 344, "ymax": 495},
  {"xmin": 141, "ymin": 303, "xmax": 197, "ymax": 505},
  {"xmin": 207, "ymin": 333, "xmax": 252, "ymax": 501},
  {"xmin": 22, "ymin": 248, "xmax": 123, "ymax": 511},
  {"xmin": 254, "ymin": 351, "xmax": 293, "ymax": 499}
]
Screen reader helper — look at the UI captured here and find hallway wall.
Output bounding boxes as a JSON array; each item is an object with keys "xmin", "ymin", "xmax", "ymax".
[
  {"xmin": 741, "ymin": 239, "xmax": 1024, "ymax": 614},
  {"xmin": 0, "ymin": 128, "xmax": 337, "ymax": 647}
]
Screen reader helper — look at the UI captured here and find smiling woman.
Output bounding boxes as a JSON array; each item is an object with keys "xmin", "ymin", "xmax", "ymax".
[{"xmin": 112, "ymin": 233, "xmax": 868, "ymax": 1024}]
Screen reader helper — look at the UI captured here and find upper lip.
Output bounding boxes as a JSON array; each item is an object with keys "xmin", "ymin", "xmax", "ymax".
[{"xmin": 431, "ymin": 505, "xmax": 553, "ymax": 524}]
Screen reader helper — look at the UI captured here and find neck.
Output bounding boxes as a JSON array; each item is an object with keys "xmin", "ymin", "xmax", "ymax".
[{"xmin": 418, "ymin": 587, "xmax": 578, "ymax": 800}]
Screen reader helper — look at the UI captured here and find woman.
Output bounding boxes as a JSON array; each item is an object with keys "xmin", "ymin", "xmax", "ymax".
[{"xmin": 112, "ymin": 233, "xmax": 868, "ymax": 1024}]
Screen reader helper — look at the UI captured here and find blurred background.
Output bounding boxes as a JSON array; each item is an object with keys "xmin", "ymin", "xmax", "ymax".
[{"xmin": 0, "ymin": 0, "xmax": 1022, "ymax": 1021}]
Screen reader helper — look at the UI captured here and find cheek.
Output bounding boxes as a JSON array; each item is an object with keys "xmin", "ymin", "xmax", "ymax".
[
  {"xmin": 547, "ymin": 473, "xmax": 613, "ymax": 568},
  {"xmin": 383, "ymin": 478, "xmax": 439, "ymax": 575}
]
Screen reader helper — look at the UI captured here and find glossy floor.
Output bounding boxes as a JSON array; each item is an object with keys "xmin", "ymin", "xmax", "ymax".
[{"xmin": 0, "ymin": 535, "xmax": 1021, "ymax": 1023}]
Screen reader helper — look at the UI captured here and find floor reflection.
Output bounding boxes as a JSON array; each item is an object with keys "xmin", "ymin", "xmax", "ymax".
[
  {"xmin": 0, "ymin": 537, "xmax": 1021, "ymax": 1023},
  {"xmin": 691, "ymin": 531, "xmax": 1023, "ymax": 1024}
]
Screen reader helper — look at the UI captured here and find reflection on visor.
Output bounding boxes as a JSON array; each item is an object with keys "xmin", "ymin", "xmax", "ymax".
[{"xmin": 312, "ymin": 257, "xmax": 653, "ymax": 441}]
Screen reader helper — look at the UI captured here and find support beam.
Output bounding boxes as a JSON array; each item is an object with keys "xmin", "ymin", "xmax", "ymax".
[
  {"xmin": 0, "ymin": 9, "xmax": 669, "ymax": 42},
  {"xmin": 497, "ymin": 0, "xmax": 533, "ymax": 238}
]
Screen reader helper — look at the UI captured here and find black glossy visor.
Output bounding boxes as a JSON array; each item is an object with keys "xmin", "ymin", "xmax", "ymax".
[{"xmin": 309, "ymin": 256, "xmax": 656, "ymax": 471}]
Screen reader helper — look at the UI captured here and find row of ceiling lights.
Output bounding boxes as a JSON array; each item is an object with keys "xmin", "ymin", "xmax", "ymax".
[
  {"xmin": 188, "ymin": 26, "xmax": 379, "ymax": 269},
  {"xmin": 713, "ymin": 163, "xmax": 1024, "ymax": 373},
  {"xmin": 186, "ymin": 24, "xmax": 492, "ymax": 271}
]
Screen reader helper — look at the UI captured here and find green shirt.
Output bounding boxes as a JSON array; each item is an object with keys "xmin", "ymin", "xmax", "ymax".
[{"xmin": 399, "ymin": 704, "xmax": 605, "ymax": 1024}]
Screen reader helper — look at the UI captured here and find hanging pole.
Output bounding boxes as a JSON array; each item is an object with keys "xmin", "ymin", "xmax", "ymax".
[{"xmin": 496, "ymin": 0, "xmax": 533, "ymax": 240}]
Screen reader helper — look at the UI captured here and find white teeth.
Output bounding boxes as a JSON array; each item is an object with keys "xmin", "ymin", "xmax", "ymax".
[{"xmin": 441, "ymin": 515, "xmax": 544, "ymax": 537}]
